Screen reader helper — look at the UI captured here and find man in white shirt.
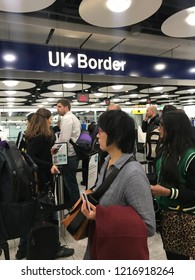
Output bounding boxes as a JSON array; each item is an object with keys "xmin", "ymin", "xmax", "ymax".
[{"xmin": 56, "ymin": 99, "xmax": 81, "ymax": 207}]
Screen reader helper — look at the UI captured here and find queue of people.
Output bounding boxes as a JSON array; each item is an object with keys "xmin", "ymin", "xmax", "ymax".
[{"xmin": 13, "ymin": 101, "xmax": 195, "ymax": 260}]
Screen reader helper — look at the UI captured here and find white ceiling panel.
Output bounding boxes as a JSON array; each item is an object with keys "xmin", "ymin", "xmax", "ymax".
[
  {"xmin": 82, "ymin": 34, "xmax": 123, "ymax": 51},
  {"xmin": 8, "ymin": 23, "xmax": 51, "ymax": 44},
  {"xmin": 50, "ymin": 29, "xmax": 90, "ymax": 48}
]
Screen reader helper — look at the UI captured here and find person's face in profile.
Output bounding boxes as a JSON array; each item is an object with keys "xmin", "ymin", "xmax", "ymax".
[
  {"xmin": 97, "ymin": 128, "xmax": 108, "ymax": 151},
  {"xmin": 47, "ymin": 116, "xmax": 52, "ymax": 128},
  {"xmin": 158, "ymin": 120, "xmax": 165, "ymax": 139}
]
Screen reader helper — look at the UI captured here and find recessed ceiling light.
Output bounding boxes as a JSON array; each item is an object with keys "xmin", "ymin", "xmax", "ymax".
[
  {"xmin": 112, "ymin": 85, "xmax": 123, "ymax": 90},
  {"xmin": 3, "ymin": 53, "xmax": 17, "ymax": 62},
  {"xmin": 94, "ymin": 93, "xmax": 103, "ymax": 97},
  {"xmin": 53, "ymin": 92, "xmax": 63, "ymax": 96},
  {"xmin": 106, "ymin": 0, "xmax": 131, "ymax": 13},
  {"xmin": 3, "ymin": 80, "xmax": 19, "ymax": 87},
  {"xmin": 47, "ymin": 98, "xmax": 55, "ymax": 102},
  {"xmin": 113, "ymin": 98, "xmax": 120, "ymax": 102},
  {"xmin": 63, "ymin": 83, "xmax": 76, "ymax": 88},
  {"xmin": 130, "ymin": 72, "xmax": 140, "ymax": 77},
  {"xmin": 154, "ymin": 63, "xmax": 166, "ymax": 71},
  {"xmin": 153, "ymin": 86, "xmax": 163, "ymax": 91},
  {"xmin": 185, "ymin": 8, "xmax": 195, "ymax": 26},
  {"xmin": 6, "ymin": 97, "xmax": 15, "ymax": 101},
  {"xmin": 5, "ymin": 91, "xmax": 17, "ymax": 95},
  {"xmin": 189, "ymin": 67, "xmax": 195, "ymax": 73},
  {"xmin": 129, "ymin": 94, "xmax": 137, "ymax": 98},
  {"xmin": 7, "ymin": 103, "xmax": 14, "ymax": 107}
]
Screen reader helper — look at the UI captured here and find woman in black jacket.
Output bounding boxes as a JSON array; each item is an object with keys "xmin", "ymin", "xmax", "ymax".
[{"xmin": 15, "ymin": 108, "xmax": 74, "ymax": 260}]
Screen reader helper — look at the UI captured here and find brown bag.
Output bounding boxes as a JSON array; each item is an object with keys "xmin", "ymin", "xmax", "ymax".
[{"xmin": 61, "ymin": 190, "xmax": 92, "ymax": 241}]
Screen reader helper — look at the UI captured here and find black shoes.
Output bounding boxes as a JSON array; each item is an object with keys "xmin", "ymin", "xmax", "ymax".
[
  {"xmin": 15, "ymin": 249, "xmax": 26, "ymax": 260},
  {"xmin": 16, "ymin": 246, "xmax": 74, "ymax": 260},
  {"xmin": 54, "ymin": 245, "xmax": 74, "ymax": 259}
]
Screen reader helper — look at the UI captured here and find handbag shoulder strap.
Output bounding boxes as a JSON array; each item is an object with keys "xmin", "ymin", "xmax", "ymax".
[{"xmin": 89, "ymin": 155, "xmax": 135, "ymax": 205}]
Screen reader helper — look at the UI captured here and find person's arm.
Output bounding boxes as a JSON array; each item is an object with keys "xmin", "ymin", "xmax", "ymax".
[
  {"xmin": 27, "ymin": 136, "xmax": 59, "ymax": 174},
  {"xmin": 26, "ymin": 136, "xmax": 52, "ymax": 170},
  {"xmin": 151, "ymin": 157, "xmax": 195, "ymax": 205},
  {"xmin": 124, "ymin": 165, "xmax": 156, "ymax": 237},
  {"xmin": 141, "ymin": 120, "xmax": 148, "ymax": 132},
  {"xmin": 151, "ymin": 184, "xmax": 171, "ymax": 196}
]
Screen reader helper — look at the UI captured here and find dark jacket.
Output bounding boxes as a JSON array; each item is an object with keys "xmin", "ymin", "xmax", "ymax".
[
  {"xmin": 26, "ymin": 134, "xmax": 55, "ymax": 192},
  {"xmin": 142, "ymin": 115, "xmax": 160, "ymax": 135}
]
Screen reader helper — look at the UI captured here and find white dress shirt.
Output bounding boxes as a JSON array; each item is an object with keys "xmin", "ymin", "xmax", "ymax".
[{"xmin": 57, "ymin": 111, "xmax": 81, "ymax": 156}]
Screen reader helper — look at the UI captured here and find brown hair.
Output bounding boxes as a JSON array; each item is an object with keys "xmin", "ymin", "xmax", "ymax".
[
  {"xmin": 25, "ymin": 108, "xmax": 53, "ymax": 141},
  {"xmin": 57, "ymin": 98, "xmax": 71, "ymax": 110}
]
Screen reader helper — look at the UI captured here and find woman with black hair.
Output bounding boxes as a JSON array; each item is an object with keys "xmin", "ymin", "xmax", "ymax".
[
  {"xmin": 81, "ymin": 110, "xmax": 155, "ymax": 260},
  {"xmin": 151, "ymin": 110, "xmax": 195, "ymax": 260}
]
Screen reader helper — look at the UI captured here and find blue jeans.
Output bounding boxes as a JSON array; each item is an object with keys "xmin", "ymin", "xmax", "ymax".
[{"xmin": 62, "ymin": 156, "xmax": 80, "ymax": 207}]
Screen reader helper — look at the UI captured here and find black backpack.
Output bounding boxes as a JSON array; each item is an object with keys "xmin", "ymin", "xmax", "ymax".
[
  {"xmin": 70, "ymin": 130, "xmax": 92, "ymax": 160},
  {"xmin": 0, "ymin": 141, "xmax": 38, "ymax": 241}
]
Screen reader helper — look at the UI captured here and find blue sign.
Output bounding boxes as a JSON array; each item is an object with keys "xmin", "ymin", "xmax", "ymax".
[{"xmin": 0, "ymin": 40, "xmax": 195, "ymax": 79}]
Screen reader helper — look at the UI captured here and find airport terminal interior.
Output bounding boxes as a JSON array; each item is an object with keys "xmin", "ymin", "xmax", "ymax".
[{"xmin": 0, "ymin": 0, "xmax": 195, "ymax": 260}]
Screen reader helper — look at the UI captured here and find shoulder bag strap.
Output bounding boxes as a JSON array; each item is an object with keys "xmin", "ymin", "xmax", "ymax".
[{"xmin": 88, "ymin": 155, "xmax": 135, "ymax": 205}]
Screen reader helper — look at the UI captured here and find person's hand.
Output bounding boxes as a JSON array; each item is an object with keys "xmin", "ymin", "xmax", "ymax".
[
  {"xmin": 81, "ymin": 201, "xmax": 96, "ymax": 220},
  {"xmin": 151, "ymin": 184, "xmax": 171, "ymax": 197},
  {"xmin": 145, "ymin": 116, "xmax": 148, "ymax": 121},
  {"xmin": 51, "ymin": 147, "xmax": 59, "ymax": 155},
  {"xmin": 50, "ymin": 164, "xmax": 60, "ymax": 174},
  {"xmin": 145, "ymin": 113, "xmax": 149, "ymax": 121}
]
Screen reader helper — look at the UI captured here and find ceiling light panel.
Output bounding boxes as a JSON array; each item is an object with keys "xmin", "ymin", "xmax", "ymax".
[
  {"xmin": 0, "ymin": 0, "xmax": 56, "ymax": 13},
  {"xmin": 162, "ymin": 6, "xmax": 195, "ymax": 38},
  {"xmin": 79, "ymin": 0, "xmax": 162, "ymax": 28}
]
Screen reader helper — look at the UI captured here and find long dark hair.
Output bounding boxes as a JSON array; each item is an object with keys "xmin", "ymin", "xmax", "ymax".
[
  {"xmin": 25, "ymin": 108, "xmax": 53, "ymax": 141},
  {"xmin": 159, "ymin": 110, "xmax": 192, "ymax": 185}
]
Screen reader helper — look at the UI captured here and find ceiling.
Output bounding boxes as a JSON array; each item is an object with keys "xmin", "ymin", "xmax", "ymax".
[{"xmin": 0, "ymin": 0, "xmax": 195, "ymax": 117}]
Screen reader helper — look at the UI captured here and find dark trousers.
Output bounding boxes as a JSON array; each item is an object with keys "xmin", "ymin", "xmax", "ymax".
[
  {"xmin": 165, "ymin": 251, "xmax": 190, "ymax": 260},
  {"xmin": 62, "ymin": 156, "xmax": 80, "ymax": 207},
  {"xmin": 18, "ymin": 212, "xmax": 61, "ymax": 253},
  {"xmin": 82, "ymin": 158, "xmax": 89, "ymax": 184}
]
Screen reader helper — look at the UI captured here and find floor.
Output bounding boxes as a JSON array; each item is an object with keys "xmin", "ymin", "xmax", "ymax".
[
  {"xmin": 0, "ymin": 230, "xmax": 166, "ymax": 260},
  {"xmin": 0, "ymin": 155, "xmax": 167, "ymax": 260}
]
